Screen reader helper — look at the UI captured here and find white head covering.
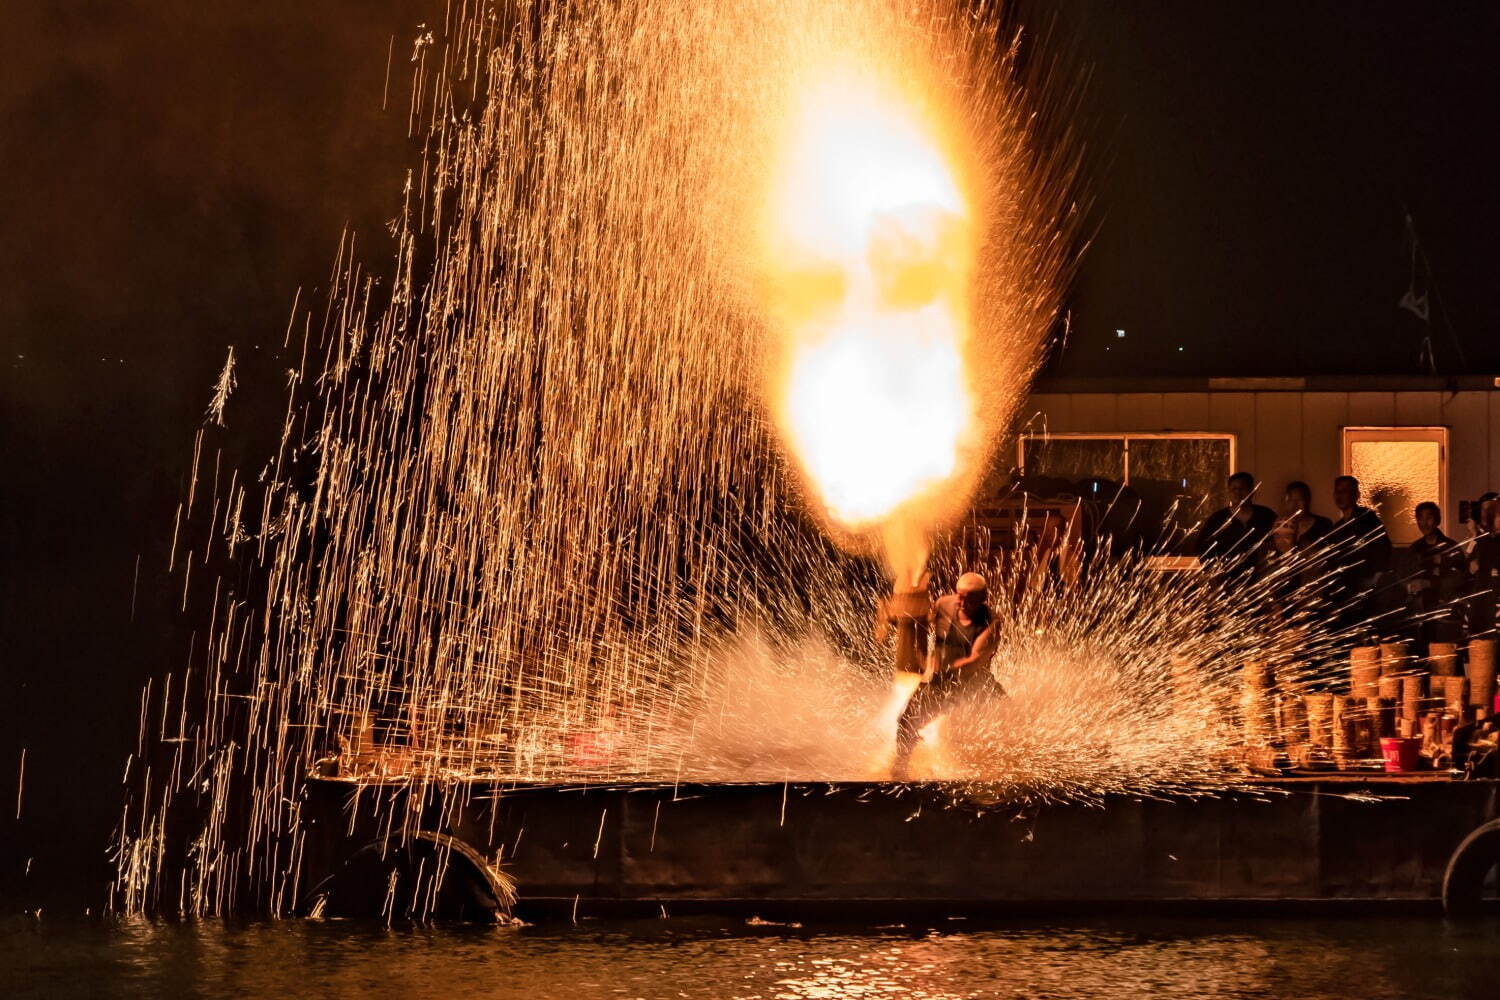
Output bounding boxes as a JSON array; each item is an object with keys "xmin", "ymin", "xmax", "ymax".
[{"xmin": 955, "ymin": 572, "xmax": 988, "ymax": 593}]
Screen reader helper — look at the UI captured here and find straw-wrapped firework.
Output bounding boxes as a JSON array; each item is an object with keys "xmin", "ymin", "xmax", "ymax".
[
  {"xmin": 1304, "ymin": 693, "xmax": 1334, "ymax": 750},
  {"xmin": 1467, "ymin": 639, "xmax": 1498, "ymax": 708},
  {"xmin": 1428, "ymin": 642, "xmax": 1460, "ymax": 678},
  {"xmin": 1380, "ymin": 640, "xmax": 1413, "ymax": 677},
  {"xmin": 1444, "ymin": 675, "xmax": 1468, "ymax": 715},
  {"xmin": 1350, "ymin": 646, "xmax": 1380, "ymax": 698},
  {"xmin": 1400, "ymin": 675, "xmax": 1424, "ymax": 721}
]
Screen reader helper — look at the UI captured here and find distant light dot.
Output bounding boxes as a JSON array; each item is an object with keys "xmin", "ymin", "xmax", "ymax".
[{"xmin": 1116, "ymin": 329, "xmax": 1126, "ymax": 338}]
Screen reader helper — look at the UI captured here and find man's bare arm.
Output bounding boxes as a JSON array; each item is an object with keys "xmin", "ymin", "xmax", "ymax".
[{"xmin": 949, "ymin": 623, "xmax": 998, "ymax": 672}]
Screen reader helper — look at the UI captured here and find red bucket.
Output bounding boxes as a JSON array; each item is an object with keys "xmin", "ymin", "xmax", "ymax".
[{"xmin": 1380, "ymin": 737, "xmax": 1422, "ymax": 773}]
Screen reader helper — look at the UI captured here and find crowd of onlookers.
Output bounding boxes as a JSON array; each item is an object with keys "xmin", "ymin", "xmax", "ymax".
[{"xmin": 1191, "ymin": 472, "xmax": 1500, "ymax": 653}]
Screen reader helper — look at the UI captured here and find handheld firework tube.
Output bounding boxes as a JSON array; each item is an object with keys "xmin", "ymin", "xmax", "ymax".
[{"xmin": 882, "ymin": 578, "xmax": 932, "ymax": 675}]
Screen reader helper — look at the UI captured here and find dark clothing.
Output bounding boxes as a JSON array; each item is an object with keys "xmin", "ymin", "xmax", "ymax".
[
  {"xmin": 1471, "ymin": 535, "xmax": 1500, "ymax": 583},
  {"xmin": 894, "ymin": 667, "xmax": 1006, "ymax": 765},
  {"xmin": 893, "ymin": 595, "xmax": 1004, "ymax": 775},
  {"xmin": 1325, "ymin": 506, "xmax": 1393, "ymax": 637},
  {"xmin": 1468, "ymin": 536, "xmax": 1500, "ymax": 637},
  {"xmin": 1326, "ymin": 506, "xmax": 1392, "ymax": 581},
  {"xmin": 929, "ymin": 594, "xmax": 993, "ymax": 671},
  {"xmin": 1403, "ymin": 530, "xmax": 1468, "ymax": 644},
  {"xmin": 1195, "ymin": 502, "xmax": 1277, "ymax": 577},
  {"xmin": 1406, "ymin": 531, "xmax": 1467, "ymax": 601},
  {"xmin": 1281, "ymin": 513, "xmax": 1334, "ymax": 552},
  {"xmin": 1268, "ymin": 512, "xmax": 1335, "ymax": 601}
]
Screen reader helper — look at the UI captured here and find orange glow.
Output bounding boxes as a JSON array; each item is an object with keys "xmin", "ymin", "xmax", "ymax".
[
  {"xmin": 1349, "ymin": 439, "xmax": 1442, "ymax": 545},
  {"xmin": 762, "ymin": 73, "xmax": 977, "ymax": 533}
]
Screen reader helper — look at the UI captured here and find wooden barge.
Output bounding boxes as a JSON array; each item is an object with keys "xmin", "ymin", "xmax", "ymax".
[{"xmin": 299, "ymin": 774, "xmax": 1500, "ymax": 921}]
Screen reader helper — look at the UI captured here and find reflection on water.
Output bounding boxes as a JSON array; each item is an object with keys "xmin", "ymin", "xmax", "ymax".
[{"xmin": 4, "ymin": 915, "xmax": 1500, "ymax": 1000}]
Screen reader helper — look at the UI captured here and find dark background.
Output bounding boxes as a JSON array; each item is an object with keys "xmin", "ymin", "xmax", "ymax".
[{"xmin": 2, "ymin": 0, "xmax": 1497, "ymax": 911}]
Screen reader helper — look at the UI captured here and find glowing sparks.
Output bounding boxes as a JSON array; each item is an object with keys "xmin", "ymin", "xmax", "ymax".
[
  {"xmin": 764, "ymin": 73, "xmax": 976, "ymax": 530},
  {"xmin": 205, "ymin": 345, "xmax": 236, "ymax": 427},
  {"xmin": 114, "ymin": 0, "xmax": 1101, "ymax": 920}
]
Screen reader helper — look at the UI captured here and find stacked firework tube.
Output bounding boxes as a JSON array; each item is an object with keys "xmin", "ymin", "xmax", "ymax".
[{"xmin": 1236, "ymin": 639, "xmax": 1500, "ymax": 771}]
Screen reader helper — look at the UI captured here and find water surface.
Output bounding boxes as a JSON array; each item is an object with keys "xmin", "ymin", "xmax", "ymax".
[{"xmin": 4, "ymin": 914, "xmax": 1498, "ymax": 999}]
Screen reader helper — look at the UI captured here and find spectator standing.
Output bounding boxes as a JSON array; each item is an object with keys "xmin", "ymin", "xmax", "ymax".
[
  {"xmin": 1195, "ymin": 472, "xmax": 1276, "ymax": 577},
  {"xmin": 1268, "ymin": 481, "xmax": 1336, "ymax": 604},
  {"xmin": 1468, "ymin": 502, "xmax": 1500, "ymax": 638},
  {"xmin": 1404, "ymin": 501, "xmax": 1467, "ymax": 646},
  {"xmin": 1326, "ymin": 475, "xmax": 1393, "ymax": 633},
  {"xmin": 1271, "ymin": 481, "xmax": 1333, "ymax": 556},
  {"xmin": 1467, "ymin": 491, "xmax": 1499, "ymax": 542}
]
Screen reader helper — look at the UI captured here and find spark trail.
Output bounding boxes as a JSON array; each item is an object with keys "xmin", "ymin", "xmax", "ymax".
[{"xmin": 113, "ymin": 1, "xmax": 1358, "ymax": 920}]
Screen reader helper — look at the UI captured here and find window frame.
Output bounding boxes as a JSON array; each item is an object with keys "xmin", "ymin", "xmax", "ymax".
[{"xmin": 1015, "ymin": 431, "xmax": 1239, "ymax": 486}]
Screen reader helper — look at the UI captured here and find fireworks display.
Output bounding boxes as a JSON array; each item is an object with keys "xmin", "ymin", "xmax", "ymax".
[{"xmin": 112, "ymin": 0, "xmax": 1373, "ymax": 920}]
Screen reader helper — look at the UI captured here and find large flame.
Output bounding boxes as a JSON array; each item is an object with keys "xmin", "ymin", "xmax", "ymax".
[{"xmin": 763, "ymin": 73, "xmax": 977, "ymax": 547}]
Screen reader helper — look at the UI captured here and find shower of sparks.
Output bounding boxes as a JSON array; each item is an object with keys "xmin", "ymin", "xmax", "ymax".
[
  {"xmin": 111, "ymin": 0, "xmax": 1376, "ymax": 921},
  {"xmin": 204, "ymin": 346, "xmax": 236, "ymax": 427},
  {"xmin": 764, "ymin": 73, "xmax": 974, "ymax": 532}
]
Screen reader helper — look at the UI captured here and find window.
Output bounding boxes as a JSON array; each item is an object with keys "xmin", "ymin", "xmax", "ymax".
[
  {"xmin": 1342, "ymin": 427, "xmax": 1447, "ymax": 545},
  {"xmin": 1022, "ymin": 436, "xmax": 1125, "ymax": 485},
  {"xmin": 1017, "ymin": 433, "xmax": 1236, "ymax": 532}
]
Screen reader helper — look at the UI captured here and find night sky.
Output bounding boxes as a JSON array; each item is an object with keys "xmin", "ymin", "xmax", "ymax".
[
  {"xmin": 2, "ymin": 0, "xmax": 1497, "ymax": 909},
  {"xmin": 1049, "ymin": 0, "xmax": 1498, "ymax": 377}
]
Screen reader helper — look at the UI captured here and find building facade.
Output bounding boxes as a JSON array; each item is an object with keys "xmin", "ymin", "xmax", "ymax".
[{"xmin": 1011, "ymin": 375, "xmax": 1500, "ymax": 544}]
